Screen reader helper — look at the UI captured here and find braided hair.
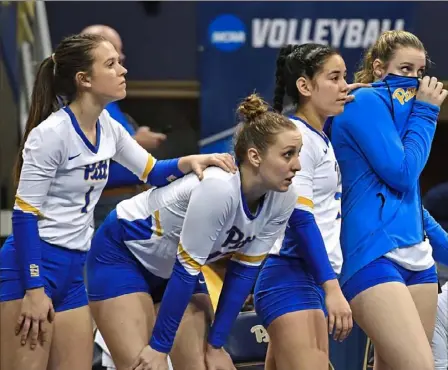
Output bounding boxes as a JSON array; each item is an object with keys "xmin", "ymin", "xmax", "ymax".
[{"xmin": 273, "ymin": 43, "xmax": 339, "ymax": 113}]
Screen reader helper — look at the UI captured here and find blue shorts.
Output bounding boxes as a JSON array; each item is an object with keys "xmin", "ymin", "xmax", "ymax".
[
  {"xmin": 0, "ymin": 235, "xmax": 88, "ymax": 312},
  {"xmin": 254, "ymin": 255, "xmax": 326, "ymax": 328},
  {"xmin": 86, "ymin": 210, "xmax": 209, "ymax": 302},
  {"xmin": 342, "ymin": 256, "xmax": 438, "ymax": 302}
]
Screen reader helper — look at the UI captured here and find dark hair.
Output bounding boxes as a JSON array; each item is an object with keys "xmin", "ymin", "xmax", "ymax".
[
  {"xmin": 233, "ymin": 93, "xmax": 297, "ymax": 164},
  {"xmin": 273, "ymin": 43, "xmax": 339, "ymax": 113},
  {"xmin": 355, "ymin": 30, "xmax": 426, "ymax": 84},
  {"xmin": 13, "ymin": 33, "xmax": 106, "ymax": 186}
]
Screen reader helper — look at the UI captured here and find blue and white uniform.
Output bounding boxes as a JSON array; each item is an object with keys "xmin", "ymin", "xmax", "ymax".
[
  {"xmin": 0, "ymin": 106, "xmax": 185, "ymax": 312},
  {"xmin": 328, "ymin": 75, "xmax": 448, "ymax": 301},
  {"xmin": 254, "ymin": 117, "xmax": 342, "ymax": 328},
  {"xmin": 87, "ymin": 167, "xmax": 297, "ymax": 353}
]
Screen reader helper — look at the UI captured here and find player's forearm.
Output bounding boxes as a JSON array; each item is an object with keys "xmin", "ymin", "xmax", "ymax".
[
  {"xmin": 289, "ymin": 208, "xmax": 336, "ymax": 284},
  {"xmin": 147, "ymin": 158, "xmax": 184, "ymax": 186},
  {"xmin": 12, "ymin": 210, "xmax": 44, "ymax": 289},
  {"xmin": 423, "ymin": 207, "xmax": 448, "ymax": 266},
  {"xmin": 149, "ymin": 259, "xmax": 198, "ymax": 353},
  {"xmin": 208, "ymin": 261, "xmax": 259, "ymax": 348},
  {"xmin": 383, "ymin": 101, "xmax": 438, "ymax": 192}
]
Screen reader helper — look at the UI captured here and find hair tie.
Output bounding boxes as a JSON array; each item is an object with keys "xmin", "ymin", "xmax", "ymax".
[{"xmin": 51, "ymin": 53, "xmax": 57, "ymax": 76}]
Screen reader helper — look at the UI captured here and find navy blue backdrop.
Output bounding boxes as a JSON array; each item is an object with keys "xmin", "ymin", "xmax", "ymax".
[{"xmin": 0, "ymin": 2, "xmax": 19, "ymax": 102}]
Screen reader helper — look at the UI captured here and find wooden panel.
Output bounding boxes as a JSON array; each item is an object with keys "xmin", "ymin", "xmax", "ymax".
[{"xmin": 126, "ymin": 80, "xmax": 200, "ymax": 99}]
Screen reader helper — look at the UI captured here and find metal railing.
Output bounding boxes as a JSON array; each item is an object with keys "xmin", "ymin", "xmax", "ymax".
[
  {"xmin": 18, "ymin": 0, "xmax": 52, "ymax": 134},
  {"xmin": 0, "ymin": 1, "xmax": 52, "ymax": 235}
]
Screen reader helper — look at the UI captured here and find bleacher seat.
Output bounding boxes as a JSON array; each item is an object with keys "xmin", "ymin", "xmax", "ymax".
[
  {"xmin": 224, "ymin": 311, "xmax": 267, "ymax": 369},
  {"xmin": 92, "ymin": 311, "xmax": 371, "ymax": 369}
]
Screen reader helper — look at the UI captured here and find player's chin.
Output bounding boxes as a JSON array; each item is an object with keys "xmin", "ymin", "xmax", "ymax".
[
  {"xmin": 114, "ymin": 89, "xmax": 127, "ymax": 101},
  {"xmin": 331, "ymin": 102, "xmax": 346, "ymax": 115},
  {"xmin": 274, "ymin": 180, "xmax": 292, "ymax": 192}
]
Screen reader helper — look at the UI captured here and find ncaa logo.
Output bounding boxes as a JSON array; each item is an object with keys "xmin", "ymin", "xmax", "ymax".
[{"xmin": 208, "ymin": 14, "xmax": 246, "ymax": 52}]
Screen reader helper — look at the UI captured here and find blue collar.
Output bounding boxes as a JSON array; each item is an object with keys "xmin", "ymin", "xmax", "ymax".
[
  {"xmin": 63, "ymin": 106, "xmax": 101, "ymax": 154},
  {"xmin": 289, "ymin": 115, "xmax": 330, "ymax": 147}
]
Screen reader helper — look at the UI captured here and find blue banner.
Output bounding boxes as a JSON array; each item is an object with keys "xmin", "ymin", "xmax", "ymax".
[{"xmin": 197, "ymin": 1, "xmax": 417, "ymax": 153}]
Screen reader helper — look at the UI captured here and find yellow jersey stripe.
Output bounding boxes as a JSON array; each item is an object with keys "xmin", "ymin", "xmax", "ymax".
[
  {"xmin": 153, "ymin": 210, "xmax": 163, "ymax": 237},
  {"xmin": 233, "ymin": 252, "xmax": 267, "ymax": 264},
  {"xmin": 15, "ymin": 196, "xmax": 43, "ymax": 217},
  {"xmin": 201, "ymin": 265, "xmax": 223, "ymax": 312},
  {"xmin": 297, "ymin": 196, "xmax": 314, "ymax": 209},
  {"xmin": 177, "ymin": 243, "xmax": 202, "ymax": 271},
  {"xmin": 140, "ymin": 154, "xmax": 156, "ymax": 181}
]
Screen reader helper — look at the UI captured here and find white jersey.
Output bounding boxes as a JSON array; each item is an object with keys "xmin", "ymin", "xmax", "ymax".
[
  {"xmin": 14, "ymin": 107, "xmax": 154, "ymax": 251},
  {"xmin": 385, "ymin": 239, "xmax": 434, "ymax": 271},
  {"xmin": 116, "ymin": 167, "xmax": 297, "ymax": 279},
  {"xmin": 270, "ymin": 117, "xmax": 343, "ymax": 274}
]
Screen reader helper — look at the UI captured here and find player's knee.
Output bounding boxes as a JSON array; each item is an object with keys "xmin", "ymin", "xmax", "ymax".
[{"xmin": 403, "ymin": 350, "xmax": 434, "ymax": 370}]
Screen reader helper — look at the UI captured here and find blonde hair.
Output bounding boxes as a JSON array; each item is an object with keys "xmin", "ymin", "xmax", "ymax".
[
  {"xmin": 354, "ymin": 30, "xmax": 426, "ymax": 83},
  {"xmin": 233, "ymin": 94, "xmax": 297, "ymax": 163}
]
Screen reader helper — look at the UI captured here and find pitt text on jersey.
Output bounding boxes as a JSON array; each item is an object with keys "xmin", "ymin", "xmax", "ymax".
[
  {"xmin": 81, "ymin": 160, "xmax": 109, "ymax": 214},
  {"xmin": 84, "ymin": 160, "xmax": 109, "ymax": 181},
  {"xmin": 222, "ymin": 225, "xmax": 256, "ymax": 251}
]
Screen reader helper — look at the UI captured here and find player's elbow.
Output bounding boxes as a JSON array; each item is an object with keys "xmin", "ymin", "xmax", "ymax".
[
  {"xmin": 386, "ymin": 177, "xmax": 415, "ymax": 193},
  {"xmin": 288, "ymin": 209, "xmax": 315, "ymax": 229},
  {"xmin": 377, "ymin": 165, "xmax": 416, "ymax": 193}
]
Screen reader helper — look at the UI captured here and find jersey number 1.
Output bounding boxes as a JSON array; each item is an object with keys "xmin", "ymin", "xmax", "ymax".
[{"xmin": 81, "ymin": 186, "xmax": 94, "ymax": 213}]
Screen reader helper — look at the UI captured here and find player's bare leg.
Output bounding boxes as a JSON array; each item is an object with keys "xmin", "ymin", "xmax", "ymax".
[
  {"xmin": 89, "ymin": 292, "xmax": 156, "ymax": 370},
  {"xmin": 266, "ymin": 310, "xmax": 328, "ymax": 370},
  {"xmin": 47, "ymin": 305, "xmax": 93, "ymax": 370},
  {"xmin": 350, "ymin": 282, "xmax": 434, "ymax": 370},
  {"xmin": 0, "ymin": 299, "xmax": 53, "ymax": 370}
]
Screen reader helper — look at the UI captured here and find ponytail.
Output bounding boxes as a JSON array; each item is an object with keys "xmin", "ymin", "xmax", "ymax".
[
  {"xmin": 273, "ymin": 45, "xmax": 294, "ymax": 113},
  {"xmin": 354, "ymin": 47, "xmax": 375, "ymax": 84},
  {"xmin": 13, "ymin": 56, "xmax": 59, "ymax": 186}
]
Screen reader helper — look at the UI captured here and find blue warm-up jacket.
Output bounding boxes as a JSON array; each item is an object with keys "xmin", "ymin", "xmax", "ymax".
[{"xmin": 329, "ymin": 74, "xmax": 448, "ymax": 285}]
